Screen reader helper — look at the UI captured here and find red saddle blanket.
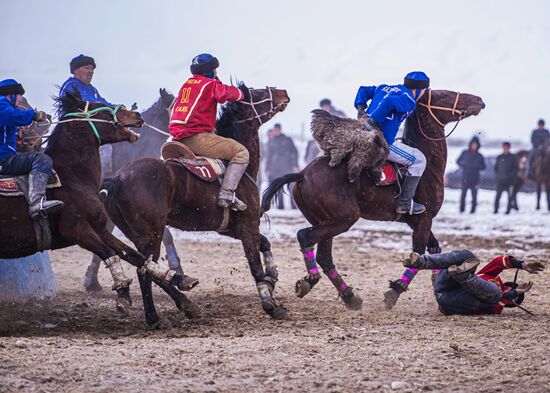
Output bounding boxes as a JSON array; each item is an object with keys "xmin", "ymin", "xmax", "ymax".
[
  {"xmin": 167, "ymin": 158, "xmax": 223, "ymax": 183},
  {"xmin": 0, "ymin": 172, "xmax": 62, "ymax": 197},
  {"xmin": 377, "ymin": 162, "xmax": 405, "ymax": 186}
]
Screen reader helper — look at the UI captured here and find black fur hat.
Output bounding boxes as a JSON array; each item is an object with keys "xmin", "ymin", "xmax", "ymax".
[
  {"xmin": 0, "ymin": 79, "xmax": 25, "ymax": 96},
  {"xmin": 190, "ymin": 54, "xmax": 219, "ymax": 77},
  {"xmin": 70, "ymin": 54, "xmax": 96, "ymax": 73}
]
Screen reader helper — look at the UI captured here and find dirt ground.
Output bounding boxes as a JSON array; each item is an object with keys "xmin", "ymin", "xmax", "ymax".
[{"xmin": 1, "ymin": 231, "xmax": 550, "ymax": 392}]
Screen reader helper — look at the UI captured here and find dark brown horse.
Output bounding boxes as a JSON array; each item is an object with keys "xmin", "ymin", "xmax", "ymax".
[
  {"xmin": 83, "ymin": 89, "xmax": 182, "ymax": 293},
  {"xmin": 0, "ymin": 92, "xmax": 151, "ymax": 314},
  {"xmin": 510, "ymin": 149, "xmax": 529, "ymax": 211},
  {"xmin": 100, "ymin": 84, "xmax": 291, "ymax": 326},
  {"xmin": 261, "ymin": 89, "xmax": 485, "ymax": 310},
  {"xmin": 529, "ymin": 146, "xmax": 550, "ymax": 210}
]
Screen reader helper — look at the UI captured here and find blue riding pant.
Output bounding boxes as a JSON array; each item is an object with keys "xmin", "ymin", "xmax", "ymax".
[{"xmin": 0, "ymin": 152, "xmax": 53, "ymax": 176}]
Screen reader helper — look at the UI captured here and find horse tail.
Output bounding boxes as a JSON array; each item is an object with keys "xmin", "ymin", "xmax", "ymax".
[
  {"xmin": 99, "ymin": 176, "xmax": 121, "ymax": 209},
  {"xmin": 260, "ymin": 172, "xmax": 304, "ymax": 215}
]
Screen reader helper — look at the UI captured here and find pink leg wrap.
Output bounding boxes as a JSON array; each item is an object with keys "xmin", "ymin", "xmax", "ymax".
[
  {"xmin": 327, "ymin": 268, "xmax": 347, "ymax": 293},
  {"xmin": 401, "ymin": 268, "xmax": 419, "ymax": 285}
]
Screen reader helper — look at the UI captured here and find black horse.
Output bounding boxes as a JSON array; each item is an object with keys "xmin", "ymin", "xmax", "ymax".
[{"xmin": 83, "ymin": 89, "xmax": 187, "ymax": 294}]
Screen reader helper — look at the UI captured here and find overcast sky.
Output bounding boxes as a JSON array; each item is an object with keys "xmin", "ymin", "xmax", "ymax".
[{"xmin": 2, "ymin": 0, "xmax": 549, "ymax": 143}]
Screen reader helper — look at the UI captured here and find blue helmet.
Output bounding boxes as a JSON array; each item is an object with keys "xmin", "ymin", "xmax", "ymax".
[
  {"xmin": 404, "ymin": 71, "xmax": 430, "ymax": 89},
  {"xmin": 190, "ymin": 53, "xmax": 219, "ymax": 78}
]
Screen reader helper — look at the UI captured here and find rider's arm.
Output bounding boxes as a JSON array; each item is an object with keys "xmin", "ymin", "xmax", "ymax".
[
  {"xmin": 0, "ymin": 100, "xmax": 35, "ymax": 128},
  {"xmin": 212, "ymin": 81, "xmax": 244, "ymax": 104},
  {"xmin": 477, "ymin": 256, "xmax": 520, "ymax": 279},
  {"xmin": 354, "ymin": 86, "xmax": 376, "ymax": 109},
  {"xmin": 368, "ymin": 93, "xmax": 416, "ymax": 124}
]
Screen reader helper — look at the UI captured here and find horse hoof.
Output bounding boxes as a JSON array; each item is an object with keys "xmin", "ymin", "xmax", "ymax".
[
  {"xmin": 84, "ymin": 278, "xmax": 103, "ymax": 293},
  {"xmin": 383, "ymin": 288, "xmax": 400, "ymax": 310},
  {"xmin": 343, "ymin": 293, "xmax": 363, "ymax": 311},
  {"xmin": 182, "ymin": 301, "xmax": 202, "ymax": 319},
  {"xmin": 145, "ymin": 315, "xmax": 161, "ymax": 330},
  {"xmin": 116, "ymin": 296, "xmax": 132, "ymax": 316},
  {"xmin": 295, "ymin": 279, "xmax": 312, "ymax": 298},
  {"xmin": 265, "ymin": 304, "xmax": 290, "ymax": 320}
]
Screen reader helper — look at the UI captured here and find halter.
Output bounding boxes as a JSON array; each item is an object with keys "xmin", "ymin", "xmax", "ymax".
[
  {"xmin": 234, "ymin": 87, "xmax": 280, "ymax": 125},
  {"xmin": 63, "ymin": 102, "xmax": 125, "ymax": 143},
  {"xmin": 416, "ymin": 89, "xmax": 464, "ymax": 141}
]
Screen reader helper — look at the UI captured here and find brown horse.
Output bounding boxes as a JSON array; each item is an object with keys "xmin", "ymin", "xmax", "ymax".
[
  {"xmin": 529, "ymin": 146, "xmax": 550, "ymax": 210},
  {"xmin": 0, "ymin": 92, "xmax": 149, "ymax": 315},
  {"xmin": 510, "ymin": 149, "xmax": 529, "ymax": 211},
  {"xmin": 100, "ymin": 84, "xmax": 291, "ymax": 326},
  {"xmin": 261, "ymin": 89, "xmax": 485, "ymax": 310}
]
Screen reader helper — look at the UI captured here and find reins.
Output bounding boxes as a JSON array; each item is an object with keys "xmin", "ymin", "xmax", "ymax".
[
  {"xmin": 234, "ymin": 87, "xmax": 278, "ymax": 125},
  {"xmin": 32, "ymin": 102, "xmax": 126, "ymax": 146},
  {"xmin": 416, "ymin": 89, "xmax": 464, "ymax": 142}
]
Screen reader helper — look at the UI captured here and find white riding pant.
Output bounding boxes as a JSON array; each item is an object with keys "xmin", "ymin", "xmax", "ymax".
[{"xmin": 388, "ymin": 140, "xmax": 426, "ymax": 177}]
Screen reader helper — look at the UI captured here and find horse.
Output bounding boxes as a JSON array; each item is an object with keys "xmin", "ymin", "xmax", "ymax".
[
  {"xmin": 100, "ymin": 84, "xmax": 291, "ymax": 327},
  {"xmin": 83, "ymin": 88, "xmax": 187, "ymax": 294},
  {"xmin": 529, "ymin": 145, "xmax": 550, "ymax": 211},
  {"xmin": 16, "ymin": 96, "xmax": 50, "ymax": 152},
  {"xmin": 509, "ymin": 149, "xmax": 529, "ymax": 211},
  {"xmin": 261, "ymin": 89, "xmax": 485, "ymax": 311},
  {"xmin": 0, "ymin": 92, "xmax": 153, "ymax": 318}
]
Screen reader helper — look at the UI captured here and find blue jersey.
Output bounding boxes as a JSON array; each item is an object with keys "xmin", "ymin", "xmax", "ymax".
[
  {"xmin": 0, "ymin": 96, "xmax": 35, "ymax": 161},
  {"xmin": 59, "ymin": 77, "xmax": 112, "ymax": 106},
  {"xmin": 354, "ymin": 84, "xmax": 416, "ymax": 145}
]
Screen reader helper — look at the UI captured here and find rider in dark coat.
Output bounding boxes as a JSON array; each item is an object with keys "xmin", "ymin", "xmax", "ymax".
[{"xmin": 0, "ymin": 79, "xmax": 64, "ymax": 219}]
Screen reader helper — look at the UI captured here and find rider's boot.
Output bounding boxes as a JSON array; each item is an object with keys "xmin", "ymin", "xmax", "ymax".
[
  {"xmin": 218, "ymin": 162, "xmax": 248, "ymax": 211},
  {"xmin": 396, "ymin": 175, "xmax": 426, "ymax": 215},
  {"xmin": 403, "ymin": 250, "xmax": 478, "ymax": 270},
  {"xmin": 28, "ymin": 172, "xmax": 64, "ymax": 220}
]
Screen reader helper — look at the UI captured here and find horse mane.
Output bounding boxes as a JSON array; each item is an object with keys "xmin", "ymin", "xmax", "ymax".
[
  {"xmin": 403, "ymin": 112, "xmax": 421, "ymax": 149},
  {"xmin": 215, "ymin": 82, "xmax": 250, "ymax": 143},
  {"xmin": 46, "ymin": 91, "xmax": 88, "ymax": 155}
]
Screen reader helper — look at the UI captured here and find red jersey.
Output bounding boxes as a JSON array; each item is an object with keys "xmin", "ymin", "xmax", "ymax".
[
  {"xmin": 169, "ymin": 74, "xmax": 244, "ymax": 141},
  {"xmin": 475, "ymin": 255, "xmax": 519, "ymax": 314}
]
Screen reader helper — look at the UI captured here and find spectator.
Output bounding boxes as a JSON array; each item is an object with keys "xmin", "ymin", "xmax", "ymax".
[
  {"xmin": 494, "ymin": 142, "xmax": 519, "ymax": 214},
  {"xmin": 527, "ymin": 119, "xmax": 550, "ymax": 178},
  {"xmin": 304, "ymin": 139, "xmax": 320, "ymax": 165},
  {"xmin": 265, "ymin": 123, "xmax": 299, "ymax": 209},
  {"xmin": 304, "ymin": 98, "xmax": 346, "ymax": 165},
  {"xmin": 319, "ymin": 98, "xmax": 346, "ymax": 117},
  {"xmin": 457, "ymin": 136, "xmax": 485, "ymax": 213}
]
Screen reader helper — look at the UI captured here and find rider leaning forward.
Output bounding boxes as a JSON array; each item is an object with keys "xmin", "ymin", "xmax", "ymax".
[
  {"xmin": 169, "ymin": 53, "xmax": 249, "ymax": 211},
  {"xmin": 354, "ymin": 72, "xmax": 429, "ymax": 215},
  {"xmin": 0, "ymin": 79, "xmax": 64, "ymax": 219}
]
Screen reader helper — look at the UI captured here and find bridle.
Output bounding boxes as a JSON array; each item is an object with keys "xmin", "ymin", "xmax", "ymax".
[
  {"xmin": 234, "ymin": 87, "xmax": 284, "ymax": 125},
  {"xmin": 416, "ymin": 89, "xmax": 464, "ymax": 141}
]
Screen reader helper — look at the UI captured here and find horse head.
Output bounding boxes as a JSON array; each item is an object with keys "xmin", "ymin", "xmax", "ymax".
[
  {"xmin": 54, "ymin": 91, "xmax": 144, "ymax": 145},
  {"xmin": 216, "ymin": 83, "xmax": 290, "ymax": 140},
  {"xmin": 418, "ymin": 89, "xmax": 485, "ymax": 128}
]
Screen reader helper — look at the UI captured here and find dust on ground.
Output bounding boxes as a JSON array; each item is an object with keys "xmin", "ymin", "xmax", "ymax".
[{"xmin": 1, "ymin": 233, "xmax": 549, "ymax": 392}]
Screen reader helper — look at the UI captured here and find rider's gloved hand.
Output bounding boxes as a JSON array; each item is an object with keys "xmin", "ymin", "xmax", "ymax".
[
  {"xmin": 33, "ymin": 110, "xmax": 51, "ymax": 122},
  {"xmin": 356, "ymin": 105, "xmax": 367, "ymax": 120}
]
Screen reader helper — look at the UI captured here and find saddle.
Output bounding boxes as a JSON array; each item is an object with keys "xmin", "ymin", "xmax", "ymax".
[
  {"xmin": 0, "ymin": 171, "xmax": 62, "ymax": 197},
  {"xmin": 377, "ymin": 162, "xmax": 407, "ymax": 187},
  {"xmin": 161, "ymin": 142, "xmax": 226, "ymax": 184}
]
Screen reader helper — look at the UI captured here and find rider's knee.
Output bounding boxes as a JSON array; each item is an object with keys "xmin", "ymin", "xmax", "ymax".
[
  {"xmin": 415, "ymin": 150, "xmax": 427, "ymax": 173},
  {"xmin": 32, "ymin": 152, "xmax": 53, "ymax": 174},
  {"xmin": 454, "ymin": 249, "xmax": 477, "ymax": 261},
  {"xmin": 230, "ymin": 144, "xmax": 249, "ymax": 164}
]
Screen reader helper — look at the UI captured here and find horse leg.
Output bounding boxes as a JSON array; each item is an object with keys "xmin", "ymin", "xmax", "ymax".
[
  {"xmin": 163, "ymin": 227, "xmax": 183, "ymax": 275},
  {"xmin": 235, "ymin": 225, "xmax": 289, "ymax": 320},
  {"xmin": 317, "ymin": 238, "xmax": 362, "ymax": 311},
  {"xmin": 384, "ymin": 217, "xmax": 432, "ymax": 310},
  {"xmin": 259, "ymin": 234, "xmax": 278, "ymax": 287},
  {"xmin": 295, "ymin": 219, "xmax": 359, "ymax": 307},
  {"xmin": 84, "ymin": 219, "xmax": 115, "ymax": 292},
  {"xmin": 536, "ymin": 182, "xmax": 542, "ymax": 210}
]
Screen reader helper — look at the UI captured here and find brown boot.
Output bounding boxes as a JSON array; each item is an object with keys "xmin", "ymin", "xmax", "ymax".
[{"xmin": 218, "ymin": 162, "xmax": 248, "ymax": 211}]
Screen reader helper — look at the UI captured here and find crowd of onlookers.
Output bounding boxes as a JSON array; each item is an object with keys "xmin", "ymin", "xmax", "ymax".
[{"xmin": 457, "ymin": 119, "xmax": 549, "ymax": 214}]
